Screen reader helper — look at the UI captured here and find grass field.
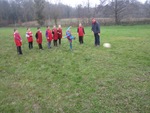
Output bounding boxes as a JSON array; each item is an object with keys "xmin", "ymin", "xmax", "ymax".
[{"xmin": 0, "ymin": 25, "xmax": 150, "ymax": 113}]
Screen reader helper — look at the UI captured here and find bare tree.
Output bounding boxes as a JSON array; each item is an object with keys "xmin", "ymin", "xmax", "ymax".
[
  {"xmin": 111, "ymin": 0, "xmax": 127, "ymax": 24},
  {"xmin": 34, "ymin": 0, "xmax": 45, "ymax": 25},
  {"xmin": 96, "ymin": 0, "xmax": 108, "ymax": 17},
  {"xmin": 50, "ymin": 4, "xmax": 61, "ymax": 26},
  {"xmin": 76, "ymin": 4, "xmax": 83, "ymax": 18},
  {"xmin": 86, "ymin": 0, "xmax": 91, "ymax": 24},
  {"xmin": 145, "ymin": 0, "xmax": 150, "ymax": 17}
]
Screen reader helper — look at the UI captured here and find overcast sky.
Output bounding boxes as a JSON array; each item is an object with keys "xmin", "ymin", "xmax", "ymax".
[{"xmin": 50, "ymin": 0, "xmax": 147, "ymax": 7}]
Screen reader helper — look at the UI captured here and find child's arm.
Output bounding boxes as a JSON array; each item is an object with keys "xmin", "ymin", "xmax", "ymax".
[
  {"xmin": 18, "ymin": 34, "xmax": 22, "ymax": 42},
  {"xmin": 83, "ymin": 27, "xmax": 85, "ymax": 34},
  {"xmin": 66, "ymin": 26, "xmax": 71, "ymax": 31},
  {"xmin": 26, "ymin": 32, "xmax": 29, "ymax": 38},
  {"xmin": 45, "ymin": 31, "xmax": 48, "ymax": 39},
  {"xmin": 35, "ymin": 32, "xmax": 38, "ymax": 39}
]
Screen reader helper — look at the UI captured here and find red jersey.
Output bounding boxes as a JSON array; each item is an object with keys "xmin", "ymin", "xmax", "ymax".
[
  {"xmin": 26, "ymin": 31, "xmax": 33, "ymax": 42},
  {"xmin": 46, "ymin": 29, "xmax": 53, "ymax": 42},
  {"xmin": 77, "ymin": 27, "xmax": 85, "ymax": 36},
  {"xmin": 57, "ymin": 28, "xmax": 62, "ymax": 39},
  {"xmin": 35, "ymin": 31, "xmax": 42, "ymax": 44},
  {"xmin": 14, "ymin": 32, "xmax": 22, "ymax": 46},
  {"xmin": 52, "ymin": 28, "xmax": 58, "ymax": 40}
]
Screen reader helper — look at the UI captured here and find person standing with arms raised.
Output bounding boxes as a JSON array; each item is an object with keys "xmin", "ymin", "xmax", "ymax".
[{"xmin": 91, "ymin": 18, "xmax": 100, "ymax": 47}]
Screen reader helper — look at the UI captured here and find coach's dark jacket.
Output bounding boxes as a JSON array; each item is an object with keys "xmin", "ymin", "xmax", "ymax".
[{"xmin": 92, "ymin": 21, "xmax": 100, "ymax": 34}]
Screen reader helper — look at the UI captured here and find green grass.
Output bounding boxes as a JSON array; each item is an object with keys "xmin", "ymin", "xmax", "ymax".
[{"xmin": 0, "ymin": 25, "xmax": 150, "ymax": 113}]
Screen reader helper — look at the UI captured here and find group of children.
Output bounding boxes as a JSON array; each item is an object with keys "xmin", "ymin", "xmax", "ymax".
[{"xmin": 13, "ymin": 24, "xmax": 85, "ymax": 55}]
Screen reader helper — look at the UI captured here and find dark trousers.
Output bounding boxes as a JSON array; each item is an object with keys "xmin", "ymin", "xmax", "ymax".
[
  {"xmin": 38, "ymin": 43, "xmax": 43, "ymax": 49},
  {"xmin": 58, "ymin": 38, "xmax": 61, "ymax": 45},
  {"xmin": 79, "ymin": 36, "xmax": 84, "ymax": 44},
  {"xmin": 17, "ymin": 46, "xmax": 23, "ymax": 55},
  {"xmin": 53, "ymin": 40, "xmax": 57, "ymax": 46},
  {"xmin": 28, "ymin": 42, "xmax": 33, "ymax": 49},
  {"xmin": 94, "ymin": 33, "xmax": 100, "ymax": 46}
]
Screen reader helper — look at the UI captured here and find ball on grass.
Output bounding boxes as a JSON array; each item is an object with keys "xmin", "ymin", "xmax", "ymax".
[{"xmin": 103, "ymin": 43, "xmax": 111, "ymax": 48}]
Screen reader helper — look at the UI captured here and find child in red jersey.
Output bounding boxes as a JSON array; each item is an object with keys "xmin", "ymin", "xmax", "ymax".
[
  {"xmin": 35, "ymin": 27, "xmax": 43, "ymax": 50},
  {"xmin": 77, "ymin": 23, "xmax": 85, "ymax": 44},
  {"xmin": 14, "ymin": 29, "xmax": 23, "ymax": 55},
  {"xmin": 45, "ymin": 26, "xmax": 53, "ymax": 49},
  {"xmin": 57, "ymin": 25, "xmax": 62, "ymax": 45},
  {"xmin": 26, "ymin": 28, "xmax": 33, "ymax": 49},
  {"xmin": 52, "ymin": 25, "xmax": 58, "ymax": 47}
]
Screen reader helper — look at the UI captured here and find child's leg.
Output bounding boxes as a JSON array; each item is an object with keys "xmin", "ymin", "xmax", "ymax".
[
  {"xmin": 59, "ymin": 38, "xmax": 61, "ymax": 45},
  {"xmin": 17, "ymin": 47, "xmax": 19, "ymax": 54},
  {"xmin": 40, "ymin": 44, "xmax": 43, "ymax": 49},
  {"xmin": 53, "ymin": 40, "xmax": 55, "ymax": 46},
  {"xmin": 31, "ymin": 42, "xmax": 33, "ymax": 48},
  {"xmin": 81, "ymin": 36, "xmax": 83, "ymax": 44},
  {"xmin": 50, "ymin": 41, "xmax": 51, "ymax": 48},
  {"xmin": 56, "ymin": 40, "xmax": 58, "ymax": 46},
  {"xmin": 70, "ymin": 42, "xmax": 72, "ymax": 49},
  {"xmin": 20, "ymin": 46, "xmax": 23, "ymax": 54},
  {"xmin": 18, "ymin": 46, "xmax": 23, "ymax": 54},
  {"xmin": 38, "ymin": 44, "xmax": 40, "ymax": 49},
  {"xmin": 28, "ymin": 42, "xmax": 30, "ymax": 49},
  {"xmin": 29, "ymin": 42, "xmax": 32, "ymax": 49},
  {"xmin": 79, "ymin": 36, "xmax": 82, "ymax": 44},
  {"xmin": 54, "ymin": 40, "xmax": 57, "ymax": 46},
  {"xmin": 79, "ymin": 36, "xmax": 80, "ymax": 43},
  {"xmin": 48, "ymin": 42, "xmax": 50, "ymax": 48}
]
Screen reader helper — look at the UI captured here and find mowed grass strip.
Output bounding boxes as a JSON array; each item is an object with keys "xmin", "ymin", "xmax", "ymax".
[{"xmin": 0, "ymin": 25, "xmax": 150, "ymax": 112}]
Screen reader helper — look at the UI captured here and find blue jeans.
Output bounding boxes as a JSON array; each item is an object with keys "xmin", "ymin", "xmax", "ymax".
[
  {"xmin": 94, "ymin": 33, "xmax": 100, "ymax": 46},
  {"xmin": 47, "ymin": 42, "xmax": 51, "ymax": 48},
  {"xmin": 70, "ymin": 42, "xmax": 72, "ymax": 49}
]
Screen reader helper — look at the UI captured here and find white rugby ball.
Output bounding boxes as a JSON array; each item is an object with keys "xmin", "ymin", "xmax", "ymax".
[{"xmin": 103, "ymin": 43, "xmax": 111, "ymax": 48}]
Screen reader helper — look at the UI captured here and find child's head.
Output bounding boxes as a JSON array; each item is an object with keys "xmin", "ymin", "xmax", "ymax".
[
  {"xmin": 53, "ymin": 25, "xmax": 56, "ymax": 29},
  {"xmin": 37, "ymin": 27, "xmax": 40, "ymax": 30},
  {"xmin": 58, "ymin": 25, "xmax": 61, "ymax": 28},
  {"xmin": 47, "ymin": 26, "xmax": 50, "ymax": 29},
  {"xmin": 27, "ymin": 27, "xmax": 30, "ymax": 31},
  {"xmin": 79, "ymin": 23, "xmax": 82, "ymax": 27},
  {"xmin": 14, "ymin": 28, "xmax": 18, "ymax": 33}
]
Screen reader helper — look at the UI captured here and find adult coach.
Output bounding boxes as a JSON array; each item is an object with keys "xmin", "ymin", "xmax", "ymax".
[{"xmin": 91, "ymin": 18, "xmax": 100, "ymax": 46}]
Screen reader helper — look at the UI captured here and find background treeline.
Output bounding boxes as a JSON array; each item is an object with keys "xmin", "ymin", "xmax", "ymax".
[{"xmin": 0, "ymin": 0, "xmax": 150, "ymax": 26}]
